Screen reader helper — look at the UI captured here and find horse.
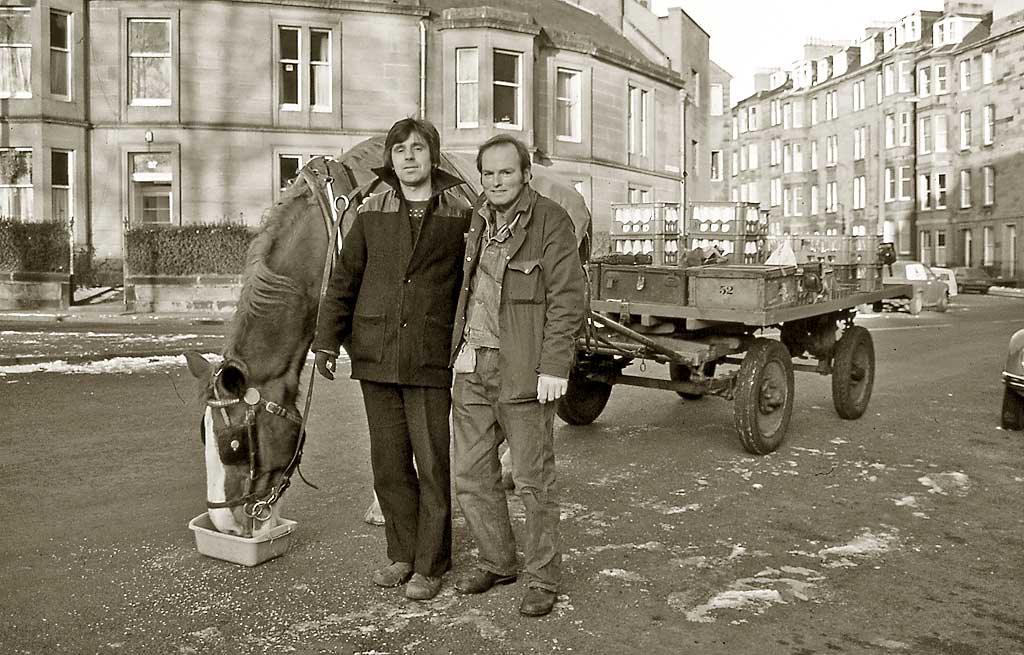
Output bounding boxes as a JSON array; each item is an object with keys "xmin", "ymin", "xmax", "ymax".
[
  {"xmin": 184, "ymin": 136, "xmax": 591, "ymax": 537},
  {"xmin": 183, "ymin": 156, "xmax": 368, "ymax": 537}
]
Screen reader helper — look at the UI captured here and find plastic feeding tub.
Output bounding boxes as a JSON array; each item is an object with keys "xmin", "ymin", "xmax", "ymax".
[{"xmin": 188, "ymin": 512, "xmax": 297, "ymax": 566}]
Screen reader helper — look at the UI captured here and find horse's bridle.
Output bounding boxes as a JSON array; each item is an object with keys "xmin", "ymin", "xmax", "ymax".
[{"xmin": 204, "ymin": 360, "xmax": 306, "ymax": 522}]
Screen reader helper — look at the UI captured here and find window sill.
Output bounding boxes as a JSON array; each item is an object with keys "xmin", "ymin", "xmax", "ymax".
[
  {"xmin": 556, "ymin": 136, "xmax": 582, "ymax": 144},
  {"xmin": 456, "ymin": 123, "xmax": 479, "ymax": 129},
  {"xmin": 494, "ymin": 123, "xmax": 523, "ymax": 132},
  {"xmin": 130, "ymin": 100, "xmax": 172, "ymax": 107}
]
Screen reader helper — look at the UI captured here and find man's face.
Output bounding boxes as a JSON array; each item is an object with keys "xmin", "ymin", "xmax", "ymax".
[
  {"xmin": 390, "ymin": 132, "xmax": 432, "ymax": 188},
  {"xmin": 480, "ymin": 143, "xmax": 530, "ymax": 211}
]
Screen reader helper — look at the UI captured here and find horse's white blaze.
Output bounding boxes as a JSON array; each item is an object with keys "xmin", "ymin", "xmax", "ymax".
[{"xmin": 203, "ymin": 408, "xmax": 242, "ymax": 535}]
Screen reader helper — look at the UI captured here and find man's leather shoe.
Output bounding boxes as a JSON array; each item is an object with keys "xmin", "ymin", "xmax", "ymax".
[
  {"xmin": 372, "ymin": 561, "xmax": 412, "ymax": 588},
  {"xmin": 455, "ymin": 568, "xmax": 517, "ymax": 594},
  {"xmin": 519, "ymin": 587, "xmax": 557, "ymax": 616},
  {"xmin": 405, "ymin": 573, "xmax": 443, "ymax": 600}
]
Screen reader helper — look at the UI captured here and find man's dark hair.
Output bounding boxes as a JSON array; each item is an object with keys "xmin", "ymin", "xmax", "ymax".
[
  {"xmin": 476, "ymin": 134, "xmax": 532, "ymax": 173},
  {"xmin": 382, "ymin": 118, "xmax": 441, "ymax": 174}
]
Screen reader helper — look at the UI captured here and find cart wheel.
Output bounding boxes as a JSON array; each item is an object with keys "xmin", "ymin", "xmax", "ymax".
[
  {"xmin": 1002, "ymin": 388, "xmax": 1024, "ymax": 431},
  {"xmin": 908, "ymin": 292, "xmax": 923, "ymax": 315},
  {"xmin": 733, "ymin": 339, "xmax": 794, "ymax": 455},
  {"xmin": 669, "ymin": 362, "xmax": 717, "ymax": 400},
  {"xmin": 935, "ymin": 290, "xmax": 949, "ymax": 313},
  {"xmin": 556, "ymin": 373, "xmax": 612, "ymax": 425},
  {"xmin": 831, "ymin": 326, "xmax": 875, "ymax": 420}
]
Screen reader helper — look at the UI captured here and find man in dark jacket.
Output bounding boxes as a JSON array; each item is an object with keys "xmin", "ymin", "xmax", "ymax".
[
  {"xmin": 450, "ymin": 135, "xmax": 585, "ymax": 616},
  {"xmin": 313, "ymin": 118, "xmax": 470, "ymax": 601}
]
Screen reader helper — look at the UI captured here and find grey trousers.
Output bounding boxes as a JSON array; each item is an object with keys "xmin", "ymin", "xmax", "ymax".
[
  {"xmin": 452, "ymin": 348, "xmax": 561, "ymax": 592},
  {"xmin": 360, "ymin": 381, "xmax": 452, "ymax": 578}
]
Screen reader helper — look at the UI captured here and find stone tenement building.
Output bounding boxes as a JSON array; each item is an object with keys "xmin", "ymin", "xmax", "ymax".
[
  {"xmin": 725, "ymin": 0, "xmax": 1024, "ymax": 284},
  {"xmin": 0, "ymin": 0, "xmax": 712, "ymax": 272}
]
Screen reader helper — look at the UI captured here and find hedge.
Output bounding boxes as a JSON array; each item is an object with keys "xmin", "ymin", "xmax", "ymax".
[
  {"xmin": 125, "ymin": 223, "xmax": 257, "ymax": 275},
  {"xmin": 0, "ymin": 218, "xmax": 71, "ymax": 273}
]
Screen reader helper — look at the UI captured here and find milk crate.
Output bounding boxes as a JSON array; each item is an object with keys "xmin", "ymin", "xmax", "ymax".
[
  {"xmin": 611, "ymin": 234, "xmax": 681, "ymax": 266},
  {"xmin": 684, "ymin": 235, "xmax": 767, "ymax": 265},
  {"xmin": 832, "ymin": 263, "xmax": 883, "ymax": 297},
  {"xmin": 687, "ymin": 202, "xmax": 768, "ymax": 237},
  {"xmin": 611, "ymin": 202, "xmax": 682, "ymax": 236},
  {"xmin": 766, "ymin": 235, "xmax": 881, "ymax": 265}
]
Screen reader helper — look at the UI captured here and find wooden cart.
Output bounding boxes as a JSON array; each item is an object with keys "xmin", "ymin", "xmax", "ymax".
[{"xmin": 558, "ymin": 266, "xmax": 912, "ymax": 455}]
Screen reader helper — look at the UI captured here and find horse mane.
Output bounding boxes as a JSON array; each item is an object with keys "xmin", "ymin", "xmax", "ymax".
[{"xmin": 225, "ymin": 177, "xmax": 321, "ymax": 379}]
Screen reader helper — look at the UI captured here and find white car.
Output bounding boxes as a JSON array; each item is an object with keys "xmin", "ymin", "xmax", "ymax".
[{"xmin": 930, "ymin": 266, "xmax": 959, "ymax": 298}]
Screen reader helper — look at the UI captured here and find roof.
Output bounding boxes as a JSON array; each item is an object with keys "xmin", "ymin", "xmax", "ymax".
[{"xmin": 423, "ymin": 0, "xmax": 675, "ymax": 80}]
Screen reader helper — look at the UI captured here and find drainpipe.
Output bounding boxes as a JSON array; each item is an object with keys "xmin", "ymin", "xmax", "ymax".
[
  {"xmin": 419, "ymin": 19, "xmax": 427, "ymax": 119},
  {"xmin": 680, "ymin": 89, "xmax": 688, "ymax": 228}
]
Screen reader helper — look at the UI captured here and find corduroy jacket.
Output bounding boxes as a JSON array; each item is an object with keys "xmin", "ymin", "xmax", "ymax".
[{"xmin": 314, "ymin": 167, "xmax": 471, "ymax": 388}]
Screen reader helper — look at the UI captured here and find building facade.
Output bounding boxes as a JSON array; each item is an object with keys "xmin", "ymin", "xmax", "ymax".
[
  {"xmin": 0, "ymin": 0, "xmax": 712, "ymax": 273},
  {"xmin": 723, "ymin": 0, "xmax": 1023, "ymax": 283}
]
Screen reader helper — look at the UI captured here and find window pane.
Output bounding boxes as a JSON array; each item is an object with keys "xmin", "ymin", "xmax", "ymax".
[
  {"xmin": 131, "ymin": 152, "xmax": 171, "ymax": 177},
  {"xmin": 50, "ymin": 49, "xmax": 69, "ymax": 96},
  {"xmin": 457, "ymin": 82, "xmax": 477, "ymax": 125},
  {"xmin": 0, "ymin": 150, "xmax": 32, "ymax": 185},
  {"xmin": 280, "ymin": 27, "xmax": 299, "ymax": 61},
  {"xmin": 0, "ymin": 10, "xmax": 31, "ymax": 44},
  {"xmin": 494, "ymin": 51, "xmax": 518, "ymax": 85},
  {"xmin": 51, "ymin": 12, "xmax": 69, "ymax": 48},
  {"xmin": 51, "ymin": 151, "xmax": 69, "ymax": 186},
  {"xmin": 52, "ymin": 188, "xmax": 69, "ymax": 221},
  {"xmin": 0, "ymin": 188, "xmax": 33, "ymax": 219},
  {"xmin": 279, "ymin": 156, "xmax": 301, "ymax": 190},
  {"xmin": 1, "ymin": 48, "xmax": 31, "ymax": 95},
  {"xmin": 129, "ymin": 20, "xmax": 170, "ymax": 55},
  {"xmin": 130, "ymin": 57, "xmax": 171, "ymax": 101},
  {"xmin": 310, "ymin": 30, "xmax": 329, "ymax": 63},
  {"xmin": 311, "ymin": 64, "xmax": 329, "ymax": 107},
  {"xmin": 141, "ymin": 189, "xmax": 171, "ymax": 223},
  {"xmin": 494, "ymin": 85, "xmax": 517, "ymax": 124},
  {"xmin": 281, "ymin": 64, "xmax": 298, "ymax": 105},
  {"xmin": 456, "ymin": 48, "xmax": 477, "ymax": 83}
]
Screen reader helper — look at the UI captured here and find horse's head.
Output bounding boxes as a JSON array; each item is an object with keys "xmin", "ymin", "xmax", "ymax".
[{"xmin": 184, "ymin": 351, "xmax": 304, "ymax": 537}]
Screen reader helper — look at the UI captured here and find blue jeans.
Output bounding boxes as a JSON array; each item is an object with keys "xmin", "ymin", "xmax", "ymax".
[{"xmin": 452, "ymin": 348, "xmax": 561, "ymax": 592}]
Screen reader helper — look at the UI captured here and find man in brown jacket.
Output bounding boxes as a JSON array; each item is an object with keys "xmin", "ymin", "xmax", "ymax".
[
  {"xmin": 450, "ymin": 135, "xmax": 585, "ymax": 616},
  {"xmin": 314, "ymin": 118, "xmax": 470, "ymax": 600}
]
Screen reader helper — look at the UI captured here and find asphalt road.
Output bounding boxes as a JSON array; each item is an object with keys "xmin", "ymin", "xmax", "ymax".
[{"xmin": 1, "ymin": 295, "xmax": 1022, "ymax": 655}]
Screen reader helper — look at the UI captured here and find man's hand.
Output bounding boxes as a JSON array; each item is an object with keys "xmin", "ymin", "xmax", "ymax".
[
  {"xmin": 314, "ymin": 351, "xmax": 337, "ymax": 380},
  {"xmin": 536, "ymin": 374, "xmax": 568, "ymax": 404}
]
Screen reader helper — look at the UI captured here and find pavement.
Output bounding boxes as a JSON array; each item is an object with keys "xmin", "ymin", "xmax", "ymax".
[
  {"xmin": 0, "ymin": 286, "xmax": 230, "ymax": 328},
  {"xmin": 0, "ymin": 287, "xmax": 231, "ymax": 366}
]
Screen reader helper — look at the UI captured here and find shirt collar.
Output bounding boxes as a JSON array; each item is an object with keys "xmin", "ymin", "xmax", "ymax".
[{"xmin": 478, "ymin": 185, "xmax": 535, "ymax": 229}]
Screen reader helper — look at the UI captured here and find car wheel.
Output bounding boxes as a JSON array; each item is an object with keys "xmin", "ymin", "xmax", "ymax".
[
  {"xmin": 1002, "ymin": 388, "xmax": 1024, "ymax": 431},
  {"xmin": 935, "ymin": 290, "xmax": 949, "ymax": 313},
  {"xmin": 908, "ymin": 292, "xmax": 923, "ymax": 315}
]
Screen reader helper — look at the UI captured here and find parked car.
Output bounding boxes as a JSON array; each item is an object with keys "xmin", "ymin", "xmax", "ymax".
[
  {"xmin": 930, "ymin": 266, "xmax": 959, "ymax": 298},
  {"xmin": 880, "ymin": 260, "xmax": 949, "ymax": 314},
  {"xmin": 952, "ymin": 267, "xmax": 997, "ymax": 294},
  {"xmin": 1002, "ymin": 328, "xmax": 1024, "ymax": 430}
]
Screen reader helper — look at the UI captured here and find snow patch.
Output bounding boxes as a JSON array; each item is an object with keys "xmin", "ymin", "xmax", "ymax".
[
  {"xmin": 598, "ymin": 568, "xmax": 646, "ymax": 583},
  {"xmin": 817, "ymin": 528, "xmax": 899, "ymax": 558},
  {"xmin": 918, "ymin": 472, "xmax": 971, "ymax": 496}
]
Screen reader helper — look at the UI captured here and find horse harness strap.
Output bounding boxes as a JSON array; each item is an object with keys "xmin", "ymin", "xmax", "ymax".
[{"xmin": 204, "ymin": 365, "xmax": 306, "ymax": 519}]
